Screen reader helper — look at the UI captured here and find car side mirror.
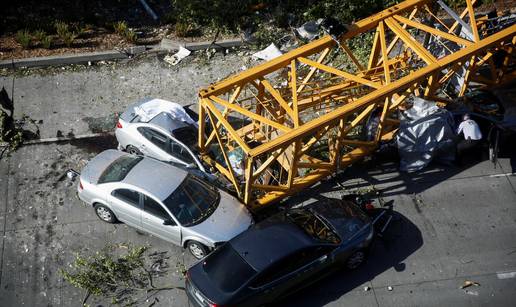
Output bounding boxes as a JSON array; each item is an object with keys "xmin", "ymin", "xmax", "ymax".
[{"xmin": 163, "ymin": 219, "xmax": 176, "ymax": 226}]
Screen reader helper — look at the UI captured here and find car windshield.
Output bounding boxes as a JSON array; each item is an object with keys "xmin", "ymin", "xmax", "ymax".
[
  {"xmin": 163, "ymin": 175, "xmax": 219, "ymax": 226},
  {"xmin": 98, "ymin": 155, "xmax": 142, "ymax": 184},
  {"xmin": 286, "ymin": 209, "xmax": 341, "ymax": 244},
  {"xmin": 204, "ymin": 243, "xmax": 257, "ymax": 293}
]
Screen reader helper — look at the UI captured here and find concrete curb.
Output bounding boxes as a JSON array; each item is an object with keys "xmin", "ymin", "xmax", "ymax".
[
  {"xmin": 0, "ymin": 132, "xmax": 114, "ymax": 148},
  {"xmin": 0, "ymin": 37, "xmax": 245, "ymax": 69},
  {"xmin": 0, "ymin": 46, "xmax": 149, "ymax": 69},
  {"xmin": 160, "ymin": 38, "xmax": 244, "ymax": 51}
]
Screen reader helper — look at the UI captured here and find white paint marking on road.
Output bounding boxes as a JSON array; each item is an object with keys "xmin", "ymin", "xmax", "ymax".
[
  {"xmin": 489, "ymin": 173, "xmax": 515, "ymax": 178},
  {"xmin": 497, "ymin": 271, "xmax": 516, "ymax": 279}
]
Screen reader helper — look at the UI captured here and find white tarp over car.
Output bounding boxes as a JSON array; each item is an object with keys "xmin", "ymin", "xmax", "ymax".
[
  {"xmin": 397, "ymin": 97, "xmax": 456, "ymax": 172},
  {"xmin": 134, "ymin": 98, "xmax": 198, "ymax": 127}
]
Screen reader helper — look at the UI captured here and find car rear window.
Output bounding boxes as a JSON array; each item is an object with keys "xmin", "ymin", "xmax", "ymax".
[
  {"xmin": 286, "ymin": 209, "xmax": 341, "ymax": 244},
  {"xmin": 98, "ymin": 155, "xmax": 142, "ymax": 184},
  {"xmin": 173, "ymin": 126, "xmax": 198, "ymax": 149},
  {"xmin": 204, "ymin": 244, "xmax": 257, "ymax": 293}
]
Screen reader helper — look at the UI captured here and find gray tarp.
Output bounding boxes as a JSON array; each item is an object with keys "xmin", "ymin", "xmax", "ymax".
[{"xmin": 397, "ymin": 97, "xmax": 456, "ymax": 172}]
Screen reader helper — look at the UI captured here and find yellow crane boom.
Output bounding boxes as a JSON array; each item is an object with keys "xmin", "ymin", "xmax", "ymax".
[{"xmin": 197, "ymin": 0, "xmax": 515, "ymax": 210}]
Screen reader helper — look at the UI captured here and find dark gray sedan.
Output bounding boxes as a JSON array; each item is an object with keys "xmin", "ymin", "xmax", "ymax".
[{"xmin": 186, "ymin": 198, "xmax": 376, "ymax": 306}]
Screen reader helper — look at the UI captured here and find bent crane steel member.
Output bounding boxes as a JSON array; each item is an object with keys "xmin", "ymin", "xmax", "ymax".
[{"xmin": 198, "ymin": 0, "xmax": 515, "ymax": 210}]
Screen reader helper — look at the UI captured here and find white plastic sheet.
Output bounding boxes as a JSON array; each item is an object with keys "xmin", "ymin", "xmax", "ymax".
[
  {"xmin": 164, "ymin": 46, "xmax": 191, "ymax": 66},
  {"xmin": 397, "ymin": 97, "xmax": 456, "ymax": 172},
  {"xmin": 252, "ymin": 43, "xmax": 283, "ymax": 61},
  {"xmin": 134, "ymin": 98, "xmax": 197, "ymax": 126}
]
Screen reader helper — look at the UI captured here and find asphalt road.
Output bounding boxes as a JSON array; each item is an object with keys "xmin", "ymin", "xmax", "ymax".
[{"xmin": 0, "ymin": 55, "xmax": 515, "ymax": 306}]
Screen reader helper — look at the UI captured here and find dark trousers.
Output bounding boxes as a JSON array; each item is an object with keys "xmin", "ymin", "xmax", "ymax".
[{"xmin": 457, "ymin": 139, "xmax": 481, "ymax": 163}]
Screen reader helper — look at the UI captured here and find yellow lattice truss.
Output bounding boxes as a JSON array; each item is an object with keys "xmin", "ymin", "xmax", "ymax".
[{"xmin": 198, "ymin": 0, "xmax": 515, "ymax": 210}]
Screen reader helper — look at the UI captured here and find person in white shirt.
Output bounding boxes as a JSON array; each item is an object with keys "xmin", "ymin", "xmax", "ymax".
[{"xmin": 456, "ymin": 113, "xmax": 482, "ymax": 164}]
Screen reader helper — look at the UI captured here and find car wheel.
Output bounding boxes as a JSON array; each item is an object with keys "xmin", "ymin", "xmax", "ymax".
[
  {"xmin": 126, "ymin": 145, "xmax": 142, "ymax": 155},
  {"xmin": 187, "ymin": 241, "xmax": 209, "ymax": 259},
  {"xmin": 345, "ymin": 250, "xmax": 367, "ymax": 270},
  {"xmin": 94, "ymin": 204, "xmax": 117, "ymax": 223}
]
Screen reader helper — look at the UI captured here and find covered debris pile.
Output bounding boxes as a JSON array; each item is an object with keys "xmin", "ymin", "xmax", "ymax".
[{"xmin": 397, "ymin": 97, "xmax": 456, "ymax": 172}]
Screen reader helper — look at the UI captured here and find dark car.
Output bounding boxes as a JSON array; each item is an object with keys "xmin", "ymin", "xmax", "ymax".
[{"xmin": 185, "ymin": 198, "xmax": 377, "ymax": 307}]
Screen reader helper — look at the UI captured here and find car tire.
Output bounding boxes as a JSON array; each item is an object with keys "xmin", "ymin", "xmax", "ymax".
[
  {"xmin": 94, "ymin": 204, "xmax": 117, "ymax": 223},
  {"xmin": 126, "ymin": 145, "xmax": 142, "ymax": 155},
  {"xmin": 345, "ymin": 250, "xmax": 367, "ymax": 270},
  {"xmin": 187, "ymin": 241, "xmax": 209, "ymax": 259}
]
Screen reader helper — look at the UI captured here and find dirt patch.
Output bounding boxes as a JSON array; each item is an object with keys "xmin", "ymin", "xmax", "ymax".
[
  {"xmin": 82, "ymin": 114, "xmax": 117, "ymax": 133},
  {"xmin": 69, "ymin": 134, "xmax": 118, "ymax": 154}
]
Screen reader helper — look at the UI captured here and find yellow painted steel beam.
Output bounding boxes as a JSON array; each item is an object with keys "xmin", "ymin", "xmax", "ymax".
[
  {"xmin": 449, "ymin": 0, "xmax": 477, "ymax": 33},
  {"xmin": 298, "ymin": 57, "xmax": 381, "ymax": 89},
  {"xmin": 252, "ymin": 147, "xmax": 287, "ymax": 178},
  {"xmin": 466, "ymin": 0, "xmax": 480, "ymax": 42},
  {"xmin": 209, "ymin": 96, "xmax": 291, "ymax": 133},
  {"xmin": 384, "ymin": 17, "xmax": 437, "ymax": 64},
  {"xmin": 378, "ymin": 21, "xmax": 391, "ymax": 84},
  {"xmin": 368, "ymin": 28, "xmax": 381, "ymax": 70},
  {"xmin": 199, "ymin": 0, "xmax": 514, "ymax": 209},
  {"xmin": 203, "ymin": 99, "xmax": 252, "ymax": 153},
  {"xmin": 341, "ymin": 43, "xmax": 365, "ymax": 71},
  {"xmin": 248, "ymin": 24, "xmax": 515, "ymax": 158},
  {"xmin": 297, "ymin": 48, "xmax": 331, "ymax": 94},
  {"xmin": 199, "ymin": 0, "xmax": 432, "ymax": 98},
  {"xmin": 379, "ymin": 7, "xmax": 418, "ymax": 66},
  {"xmin": 393, "ymin": 14, "xmax": 473, "ymax": 46},
  {"xmin": 290, "ymin": 60, "xmax": 300, "ymax": 127},
  {"xmin": 260, "ymin": 79, "xmax": 294, "ymax": 118},
  {"xmin": 206, "ymin": 110, "xmax": 241, "ymax": 197},
  {"xmin": 198, "ymin": 98, "xmax": 206, "ymax": 151}
]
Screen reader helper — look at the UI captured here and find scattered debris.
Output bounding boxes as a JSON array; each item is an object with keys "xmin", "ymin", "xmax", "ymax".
[
  {"xmin": 252, "ymin": 43, "xmax": 283, "ymax": 61},
  {"xmin": 460, "ymin": 280, "xmax": 480, "ymax": 289},
  {"xmin": 164, "ymin": 46, "xmax": 191, "ymax": 66},
  {"xmin": 296, "ymin": 19, "xmax": 323, "ymax": 40},
  {"xmin": 464, "ymin": 290, "xmax": 479, "ymax": 296}
]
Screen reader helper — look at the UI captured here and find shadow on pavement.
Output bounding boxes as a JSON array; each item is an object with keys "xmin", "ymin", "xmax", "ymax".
[
  {"xmin": 69, "ymin": 133, "xmax": 118, "ymax": 153},
  {"xmin": 276, "ymin": 211, "xmax": 422, "ymax": 307}
]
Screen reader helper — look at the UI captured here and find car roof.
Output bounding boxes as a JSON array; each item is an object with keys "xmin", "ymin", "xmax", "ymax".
[
  {"xmin": 229, "ymin": 216, "xmax": 318, "ymax": 272},
  {"xmin": 120, "ymin": 98, "xmax": 190, "ymax": 134},
  {"xmin": 148, "ymin": 111, "xmax": 189, "ymax": 134},
  {"xmin": 122, "ymin": 155, "xmax": 188, "ymax": 200}
]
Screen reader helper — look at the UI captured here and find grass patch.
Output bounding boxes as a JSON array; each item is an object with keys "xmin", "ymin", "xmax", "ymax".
[{"xmin": 15, "ymin": 30, "xmax": 32, "ymax": 49}]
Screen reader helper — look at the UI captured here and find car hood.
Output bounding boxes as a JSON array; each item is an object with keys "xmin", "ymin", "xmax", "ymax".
[{"xmin": 185, "ymin": 191, "xmax": 253, "ymax": 243}]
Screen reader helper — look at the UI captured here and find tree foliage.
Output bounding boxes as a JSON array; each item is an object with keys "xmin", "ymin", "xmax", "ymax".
[{"xmin": 60, "ymin": 245, "xmax": 183, "ymax": 305}]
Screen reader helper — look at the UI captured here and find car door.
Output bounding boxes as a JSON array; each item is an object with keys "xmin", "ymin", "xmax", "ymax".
[
  {"xmin": 108, "ymin": 188, "xmax": 143, "ymax": 229},
  {"xmin": 169, "ymin": 138, "xmax": 197, "ymax": 167},
  {"xmin": 141, "ymin": 193, "xmax": 182, "ymax": 246},
  {"xmin": 137, "ymin": 127, "xmax": 171, "ymax": 161},
  {"xmin": 246, "ymin": 246, "xmax": 335, "ymax": 306}
]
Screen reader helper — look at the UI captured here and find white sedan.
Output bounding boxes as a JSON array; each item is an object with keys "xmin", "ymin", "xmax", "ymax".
[{"xmin": 115, "ymin": 98, "xmax": 207, "ymax": 172}]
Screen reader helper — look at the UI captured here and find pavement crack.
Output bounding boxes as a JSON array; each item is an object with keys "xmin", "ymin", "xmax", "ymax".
[
  {"xmin": 370, "ymin": 281, "xmax": 380, "ymax": 307},
  {"xmin": 0, "ymin": 159, "xmax": 10, "ymax": 287}
]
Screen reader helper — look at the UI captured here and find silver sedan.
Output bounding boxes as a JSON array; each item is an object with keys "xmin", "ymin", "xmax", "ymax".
[
  {"xmin": 77, "ymin": 149, "xmax": 253, "ymax": 259},
  {"xmin": 115, "ymin": 98, "xmax": 207, "ymax": 172}
]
